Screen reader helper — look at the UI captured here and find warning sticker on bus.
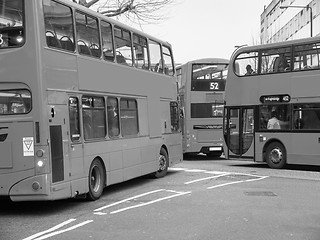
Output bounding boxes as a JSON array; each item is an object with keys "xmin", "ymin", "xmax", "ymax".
[{"xmin": 23, "ymin": 137, "xmax": 34, "ymax": 156}]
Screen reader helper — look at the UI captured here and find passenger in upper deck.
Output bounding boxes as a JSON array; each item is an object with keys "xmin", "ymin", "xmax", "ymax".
[{"xmin": 245, "ymin": 64, "xmax": 254, "ymax": 75}]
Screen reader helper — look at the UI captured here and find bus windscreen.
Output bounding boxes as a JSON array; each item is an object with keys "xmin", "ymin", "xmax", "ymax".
[
  {"xmin": 0, "ymin": 0, "xmax": 24, "ymax": 48},
  {"xmin": 191, "ymin": 63, "xmax": 228, "ymax": 91}
]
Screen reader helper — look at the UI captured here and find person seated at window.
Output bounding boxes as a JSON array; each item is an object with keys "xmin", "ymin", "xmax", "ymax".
[
  {"xmin": 267, "ymin": 111, "xmax": 281, "ymax": 129},
  {"xmin": 245, "ymin": 64, "xmax": 254, "ymax": 75}
]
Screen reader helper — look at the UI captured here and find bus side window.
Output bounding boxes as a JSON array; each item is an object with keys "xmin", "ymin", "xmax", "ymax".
[
  {"xmin": 234, "ymin": 52, "xmax": 258, "ymax": 76},
  {"xmin": 114, "ymin": 27, "xmax": 133, "ymax": 66},
  {"xmin": 101, "ymin": 20, "xmax": 115, "ymax": 62},
  {"xmin": 149, "ymin": 40, "xmax": 163, "ymax": 73},
  {"xmin": 294, "ymin": 43, "xmax": 320, "ymax": 71},
  {"xmin": 120, "ymin": 98, "xmax": 139, "ymax": 136},
  {"xmin": 107, "ymin": 97, "xmax": 120, "ymax": 137},
  {"xmin": 75, "ymin": 12, "xmax": 100, "ymax": 58},
  {"xmin": 293, "ymin": 104, "xmax": 320, "ymax": 130},
  {"xmin": 68, "ymin": 97, "xmax": 81, "ymax": 142},
  {"xmin": 43, "ymin": 1, "xmax": 75, "ymax": 52},
  {"xmin": 162, "ymin": 45, "xmax": 174, "ymax": 76},
  {"xmin": 133, "ymin": 34, "xmax": 149, "ymax": 70},
  {"xmin": 82, "ymin": 96, "xmax": 106, "ymax": 140}
]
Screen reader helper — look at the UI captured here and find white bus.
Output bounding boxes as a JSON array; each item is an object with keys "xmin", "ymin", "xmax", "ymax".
[
  {"xmin": 177, "ymin": 58, "xmax": 228, "ymax": 157},
  {"xmin": 224, "ymin": 36, "xmax": 320, "ymax": 168},
  {"xmin": 0, "ymin": 0, "xmax": 182, "ymax": 201}
]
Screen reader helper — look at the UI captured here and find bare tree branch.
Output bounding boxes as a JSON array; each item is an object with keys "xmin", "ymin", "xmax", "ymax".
[{"xmin": 71, "ymin": 0, "xmax": 174, "ymax": 24}]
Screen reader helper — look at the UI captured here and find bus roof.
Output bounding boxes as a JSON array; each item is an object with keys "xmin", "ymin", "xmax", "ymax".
[
  {"xmin": 56, "ymin": 0, "xmax": 172, "ymax": 47},
  {"xmin": 179, "ymin": 58, "xmax": 229, "ymax": 66}
]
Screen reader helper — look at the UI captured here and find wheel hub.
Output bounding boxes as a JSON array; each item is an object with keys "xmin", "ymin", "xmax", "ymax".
[
  {"xmin": 158, "ymin": 155, "xmax": 166, "ymax": 171},
  {"xmin": 269, "ymin": 148, "xmax": 283, "ymax": 164}
]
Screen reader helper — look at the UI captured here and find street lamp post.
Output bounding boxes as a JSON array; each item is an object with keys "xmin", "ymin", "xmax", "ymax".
[{"xmin": 280, "ymin": 5, "xmax": 313, "ymax": 37}]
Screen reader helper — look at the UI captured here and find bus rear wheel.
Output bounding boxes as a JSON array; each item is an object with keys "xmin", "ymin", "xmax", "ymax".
[
  {"xmin": 265, "ymin": 142, "xmax": 286, "ymax": 169},
  {"xmin": 87, "ymin": 159, "xmax": 105, "ymax": 201},
  {"xmin": 154, "ymin": 148, "xmax": 169, "ymax": 178}
]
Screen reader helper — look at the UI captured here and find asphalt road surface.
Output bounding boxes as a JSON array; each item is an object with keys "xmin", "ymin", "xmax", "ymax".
[{"xmin": 1, "ymin": 156, "xmax": 320, "ymax": 240}]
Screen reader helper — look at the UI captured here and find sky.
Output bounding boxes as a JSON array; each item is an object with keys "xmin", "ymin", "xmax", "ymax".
[{"xmin": 138, "ymin": 0, "xmax": 271, "ymax": 65}]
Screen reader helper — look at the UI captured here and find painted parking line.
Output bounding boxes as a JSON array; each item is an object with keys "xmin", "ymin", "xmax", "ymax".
[
  {"xmin": 185, "ymin": 173, "xmax": 230, "ymax": 185},
  {"xmin": 207, "ymin": 175, "xmax": 269, "ymax": 189},
  {"xmin": 23, "ymin": 219, "xmax": 93, "ymax": 240},
  {"xmin": 94, "ymin": 189, "xmax": 191, "ymax": 215}
]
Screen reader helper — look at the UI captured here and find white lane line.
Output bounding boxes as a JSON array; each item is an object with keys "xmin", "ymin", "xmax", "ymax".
[
  {"xmin": 207, "ymin": 180, "xmax": 245, "ymax": 189},
  {"xmin": 110, "ymin": 190, "xmax": 191, "ymax": 214},
  {"xmin": 207, "ymin": 176, "xmax": 269, "ymax": 189},
  {"xmin": 184, "ymin": 173, "xmax": 230, "ymax": 185},
  {"xmin": 32, "ymin": 220, "xmax": 93, "ymax": 240},
  {"xmin": 184, "ymin": 169, "xmax": 207, "ymax": 173},
  {"xmin": 22, "ymin": 219, "xmax": 77, "ymax": 240},
  {"xmin": 22, "ymin": 219, "xmax": 93, "ymax": 240},
  {"xmin": 93, "ymin": 189, "xmax": 165, "ymax": 212},
  {"xmin": 169, "ymin": 167, "xmax": 187, "ymax": 171}
]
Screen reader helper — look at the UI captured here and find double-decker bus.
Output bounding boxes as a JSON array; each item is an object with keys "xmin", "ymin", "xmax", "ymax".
[
  {"xmin": 177, "ymin": 58, "xmax": 228, "ymax": 157},
  {"xmin": 0, "ymin": 0, "xmax": 182, "ymax": 201},
  {"xmin": 224, "ymin": 36, "xmax": 320, "ymax": 168}
]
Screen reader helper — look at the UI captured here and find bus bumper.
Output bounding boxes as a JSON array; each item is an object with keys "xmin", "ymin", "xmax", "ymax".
[{"xmin": 9, "ymin": 174, "xmax": 51, "ymax": 202}]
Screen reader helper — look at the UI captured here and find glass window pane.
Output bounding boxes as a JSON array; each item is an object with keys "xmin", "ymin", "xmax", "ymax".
[
  {"xmin": 162, "ymin": 45, "xmax": 174, "ymax": 75},
  {"xmin": 101, "ymin": 20, "xmax": 114, "ymax": 61},
  {"xmin": 191, "ymin": 63, "xmax": 228, "ymax": 91},
  {"xmin": 133, "ymin": 34, "xmax": 149, "ymax": 70},
  {"xmin": 76, "ymin": 12, "xmax": 100, "ymax": 57},
  {"xmin": 261, "ymin": 47, "xmax": 291, "ymax": 74},
  {"xmin": 170, "ymin": 102, "xmax": 179, "ymax": 132},
  {"xmin": 68, "ymin": 97, "xmax": 80, "ymax": 141},
  {"xmin": 259, "ymin": 104, "xmax": 290, "ymax": 130},
  {"xmin": 114, "ymin": 27, "xmax": 132, "ymax": 66},
  {"xmin": 120, "ymin": 99, "xmax": 138, "ymax": 136},
  {"xmin": 107, "ymin": 97, "xmax": 120, "ymax": 137},
  {"xmin": 293, "ymin": 43, "xmax": 320, "ymax": 71},
  {"xmin": 0, "ymin": 0, "xmax": 25, "ymax": 48},
  {"xmin": 293, "ymin": 103, "xmax": 320, "ymax": 130},
  {"xmin": 234, "ymin": 52, "xmax": 258, "ymax": 76},
  {"xmin": 0, "ymin": 89, "xmax": 31, "ymax": 115},
  {"xmin": 82, "ymin": 96, "xmax": 106, "ymax": 140},
  {"xmin": 44, "ymin": 0, "xmax": 74, "ymax": 51},
  {"xmin": 191, "ymin": 102, "xmax": 224, "ymax": 118},
  {"xmin": 149, "ymin": 40, "xmax": 162, "ymax": 73}
]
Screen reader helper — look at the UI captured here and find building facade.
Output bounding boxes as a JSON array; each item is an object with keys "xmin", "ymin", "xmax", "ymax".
[{"xmin": 261, "ymin": 0, "xmax": 320, "ymax": 44}]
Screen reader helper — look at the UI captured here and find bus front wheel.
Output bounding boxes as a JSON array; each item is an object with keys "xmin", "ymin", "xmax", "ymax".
[
  {"xmin": 265, "ymin": 142, "xmax": 286, "ymax": 169},
  {"xmin": 87, "ymin": 159, "xmax": 105, "ymax": 201},
  {"xmin": 154, "ymin": 148, "xmax": 169, "ymax": 178}
]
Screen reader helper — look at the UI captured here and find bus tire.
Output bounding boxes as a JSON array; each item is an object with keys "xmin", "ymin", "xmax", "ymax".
[
  {"xmin": 265, "ymin": 142, "xmax": 286, "ymax": 169},
  {"xmin": 154, "ymin": 147, "xmax": 169, "ymax": 178},
  {"xmin": 87, "ymin": 159, "xmax": 105, "ymax": 201}
]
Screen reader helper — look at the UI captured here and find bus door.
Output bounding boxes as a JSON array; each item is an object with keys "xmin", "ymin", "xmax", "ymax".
[
  {"xmin": 225, "ymin": 107, "xmax": 254, "ymax": 158},
  {"xmin": 48, "ymin": 104, "xmax": 70, "ymax": 185}
]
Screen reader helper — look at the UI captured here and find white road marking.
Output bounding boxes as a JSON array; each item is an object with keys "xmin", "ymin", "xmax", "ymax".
[
  {"xmin": 109, "ymin": 190, "xmax": 191, "ymax": 214},
  {"xmin": 184, "ymin": 169, "xmax": 207, "ymax": 173},
  {"xmin": 184, "ymin": 173, "xmax": 230, "ymax": 185},
  {"xmin": 23, "ymin": 167, "xmax": 269, "ymax": 240},
  {"xmin": 207, "ymin": 176, "xmax": 268, "ymax": 189},
  {"xmin": 94, "ymin": 189, "xmax": 165, "ymax": 212},
  {"xmin": 22, "ymin": 219, "xmax": 92, "ymax": 240}
]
